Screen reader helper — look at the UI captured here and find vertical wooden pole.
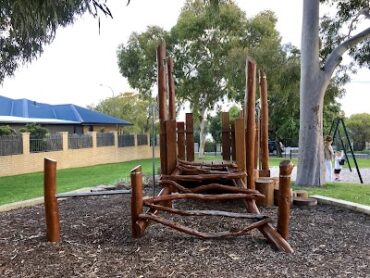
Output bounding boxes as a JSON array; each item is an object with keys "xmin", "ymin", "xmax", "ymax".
[
  {"xmin": 177, "ymin": 122, "xmax": 185, "ymax": 160},
  {"xmin": 245, "ymin": 58, "xmax": 257, "ymax": 190},
  {"xmin": 131, "ymin": 165, "xmax": 144, "ymax": 238},
  {"xmin": 167, "ymin": 57, "xmax": 176, "ymax": 121},
  {"xmin": 44, "ymin": 158, "xmax": 60, "ymax": 242},
  {"xmin": 165, "ymin": 120, "xmax": 177, "ymax": 174},
  {"xmin": 157, "ymin": 41, "xmax": 168, "ymax": 175},
  {"xmin": 234, "ymin": 118, "xmax": 246, "ymax": 183},
  {"xmin": 185, "ymin": 113, "xmax": 194, "ymax": 161},
  {"xmin": 277, "ymin": 160, "xmax": 294, "ymax": 240},
  {"xmin": 254, "ymin": 126, "xmax": 259, "ymax": 171},
  {"xmin": 231, "ymin": 122, "xmax": 236, "ymax": 161},
  {"xmin": 260, "ymin": 70, "xmax": 270, "ymax": 177},
  {"xmin": 221, "ymin": 112, "xmax": 231, "ymax": 161}
]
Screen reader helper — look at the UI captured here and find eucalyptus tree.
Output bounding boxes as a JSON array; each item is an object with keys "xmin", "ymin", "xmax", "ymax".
[
  {"xmin": 0, "ymin": 0, "xmax": 113, "ymax": 83},
  {"xmin": 297, "ymin": 0, "xmax": 370, "ymax": 186}
]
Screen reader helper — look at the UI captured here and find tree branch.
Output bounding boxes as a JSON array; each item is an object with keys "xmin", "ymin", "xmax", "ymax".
[
  {"xmin": 348, "ymin": 8, "xmax": 370, "ymax": 37},
  {"xmin": 323, "ymin": 26, "xmax": 370, "ymax": 79}
]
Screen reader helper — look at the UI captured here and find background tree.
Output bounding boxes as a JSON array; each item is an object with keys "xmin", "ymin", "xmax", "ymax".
[
  {"xmin": 208, "ymin": 105, "xmax": 240, "ymax": 143},
  {"xmin": 89, "ymin": 92, "xmax": 152, "ymax": 134},
  {"xmin": 0, "ymin": 0, "xmax": 113, "ymax": 83},
  {"xmin": 0, "ymin": 125, "xmax": 16, "ymax": 136},
  {"xmin": 346, "ymin": 113, "xmax": 370, "ymax": 151},
  {"xmin": 296, "ymin": 0, "xmax": 370, "ymax": 186}
]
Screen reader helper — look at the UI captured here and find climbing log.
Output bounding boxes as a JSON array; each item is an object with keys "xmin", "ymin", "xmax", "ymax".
[
  {"xmin": 177, "ymin": 122, "xmax": 185, "ymax": 160},
  {"xmin": 222, "ymin": 112, "xmax": 231, "ymax": 161},
  {"xmin": 167, "ymin": 57, "xmax": 176, "ymax": 121},
  {"xmin": 185, "ymin": 113, "xmax": 194, "ymax": 161},
  {"xmin": 44, "ymin": 158, "xmax": 60, "ymax": 242},
  {"xmin": 277, "ymin": 160, "xmax": 294, "ymax": 240},
  {"xmin": 259, "ymin": 70, "xmax": 270, "ymax": 177},
  {"xmin": 131, "ymin": 165, "xmax": 146, "ymax": 238}
]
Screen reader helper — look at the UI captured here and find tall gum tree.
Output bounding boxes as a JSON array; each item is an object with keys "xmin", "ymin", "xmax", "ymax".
[{"xmin": 297, "ymin": 0, "xmax": 370, "ymax": 186}]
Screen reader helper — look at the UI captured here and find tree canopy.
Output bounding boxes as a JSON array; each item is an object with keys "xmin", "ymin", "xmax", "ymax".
[
  {"xmin": 0, "ymin": 0, "xmax": 112, "ymax": 83},
  {"xmin": 346, "ymin": 113, "xmax": 370, "ymax": 151},
  {"xmin": 90, "ymin": 92, "xmax": 152, "ymax": 134}
]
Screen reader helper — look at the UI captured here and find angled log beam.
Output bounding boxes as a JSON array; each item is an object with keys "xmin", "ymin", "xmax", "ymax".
[
  {"xmin": 139, "ymin": 213, "xmax": 270, "ymax": 239},
  {"xmin": 162, "ymin": 172, "xmax": 246, "ymax": 182}
]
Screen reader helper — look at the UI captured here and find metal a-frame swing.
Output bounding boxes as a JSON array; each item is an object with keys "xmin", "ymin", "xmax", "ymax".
[{"xmin": 130, "ymin": 41, "xmax": 294, "ymax": 253}]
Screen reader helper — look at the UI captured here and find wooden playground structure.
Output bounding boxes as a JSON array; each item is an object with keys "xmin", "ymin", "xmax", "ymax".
[
  {"xmin": 43, "ymin": 41, "xmax": 294, "ymax": 253},
  {"xmin": 130, "ymin": 41, "xmax": 294, "ymax": 253}
]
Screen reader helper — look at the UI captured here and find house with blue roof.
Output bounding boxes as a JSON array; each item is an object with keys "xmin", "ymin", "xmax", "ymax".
[{"xmin": 0, "ymin": 95, "xmax": 131, "ymax": 134}]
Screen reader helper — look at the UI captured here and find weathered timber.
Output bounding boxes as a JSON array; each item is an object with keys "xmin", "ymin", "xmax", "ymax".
[
  {"xmin": 162, "ymin": 172, "xmax": 246, "ymax": 182},
  {"xmin": 178, "ymin": 159, "xmax": 238, "ymax": 169},
  {"xmin": 167, "ymin": 57, "xmax": 176, "ymax": 121},
  {"xmin": 44, "ymin": 158, "xmax": 61, "ymax": 242},
  {"xmin": 245, "ymin": 58, "xmax": 257, "ymax": 190},
  {"xmin": 231, "ymin": 122, "xmax": 236, "ymax": 161},
  {"xmin": 277, "ymin": 160, "xmax": 294, "ymax": 240},
  {"xmin": 165, "ymin": 120, "xmax": 177, "ymax": 175},
  {"xmin": 131, "ymin": 165, "xmax": 146, "ymax": 238},
  {"xmin": 255, "ymin": 178, "xmax": 275, "ymax": 207},
  {"xmin": 295, "ymin": 190, "xmax": 309, "ymax": 199},
  {"xmin": 222, "ymin": 112, "xmax": 231, "ymax": 161},
  {"xmin": 139, "ymin": 213, "xmax": 271, "ymax": 239},
  {"xmin": 177, "ymin": 122, "xmax": 185, "ymax": 160},
  {"xmin": 234, "ymin": 118, "xmax": 246, "ymax": 184},
  {"xmin": 185, "ymin": 113, "xmax": 194, "ymax": 161},
  {"xmin": 144, "ymin": 192, "xmax": 262, "ymax": 203},
  {"xmin": 143, "ymin": 203, "xmax": 269, "ymax": 220},
  {"xmin": 259, "ymin": 70, "xmax": 270, "ymax": 175},
  {"xmin": 157, "ymin": 41, "xmax": 168, "ymax": 175},
  {"xmin": 56, "ymin": 190, "xmax": 131, "ymax": 198}
]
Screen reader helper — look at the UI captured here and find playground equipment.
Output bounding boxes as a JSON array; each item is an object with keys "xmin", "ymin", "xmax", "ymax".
[{"xmin": 130, "ymin": 41, "xmax": 294, "ymax": 253}]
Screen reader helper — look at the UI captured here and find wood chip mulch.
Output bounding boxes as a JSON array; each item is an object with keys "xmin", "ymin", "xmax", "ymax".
[{"xmin": 1, "ymin": 191, "xmax": 370, "ymax": 277}]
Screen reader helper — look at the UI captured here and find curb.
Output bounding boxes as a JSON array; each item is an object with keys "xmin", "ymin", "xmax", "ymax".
[
  {"xmin": 0, "ymin": 187, "xmax": 93, "ymax": 213},
  {"xmin": 312, "ymin": 195, "xmax": 370, "ymax": 216}
]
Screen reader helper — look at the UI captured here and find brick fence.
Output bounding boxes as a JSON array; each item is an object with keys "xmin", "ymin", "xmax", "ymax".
[{"xmin": 0, "ymin": 132, "xmax": 159, "ymax": 177}]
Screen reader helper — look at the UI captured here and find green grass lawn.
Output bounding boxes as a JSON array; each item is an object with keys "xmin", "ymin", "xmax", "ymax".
[
  {"xmin": 1, "ymin": 155, "xmax": 370, "ymax": 206},
  {"xmin": 297, "ymin": 182, "xmax": 370, "ymax": 206},
  {"xmin": 0, "ymin": 158, "xmax": 159, "ymax": 206}
]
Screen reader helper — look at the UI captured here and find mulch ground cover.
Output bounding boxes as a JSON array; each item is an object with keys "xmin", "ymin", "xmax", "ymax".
[{"xmin": 1, "ymin": 190, "xmax": 370, "ymax": 277}]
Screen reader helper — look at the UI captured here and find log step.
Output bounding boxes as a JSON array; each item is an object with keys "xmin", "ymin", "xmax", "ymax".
[{"xmin": 293, "ymin": 197, "xmax": 317, "ymax": 207}]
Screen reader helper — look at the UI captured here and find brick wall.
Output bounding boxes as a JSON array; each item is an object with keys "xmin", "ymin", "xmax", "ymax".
[{"xmin": 0, "ymin": 132, "xmax": 159, "ymax": 177}]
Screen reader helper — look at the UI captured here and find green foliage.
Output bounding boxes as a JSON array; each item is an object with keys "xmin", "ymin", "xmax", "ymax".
[
  {"xmin": 0, "ymin": 125, "xmax": 16, "ymax": 136},
  {"xmin": 0, "ymin": 0, "xmax": 112, "ymax": 83},
  {"xmin": 208, "ymin": 105, "xmax": 239, "ymax": 143},
  {"xmin": 90, "ymin": 92, "xmax": 153, "ymax": 134},
  {"xmin": 19, "ymin": 123, "xmax": 48, "ymax": 139},
  {"xmin": 346, "ymin": 113, "xmax": 370, "ymax": 151}
]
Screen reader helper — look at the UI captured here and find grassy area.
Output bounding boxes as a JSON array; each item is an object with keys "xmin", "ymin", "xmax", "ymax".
[
  {"xmin": 0, "ymin": 158, "xmax": 159, "ymax": 206},
  {"xmin": 298, "ymin": 182, "xmax": 370, "ymax": 206},
  {"xmin": 1, "ymin": 155, "xmax": 370, "ymax": 206}
]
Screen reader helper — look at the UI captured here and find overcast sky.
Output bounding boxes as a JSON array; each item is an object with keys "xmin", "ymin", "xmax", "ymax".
[{"xmin": 0, "ymin": 0, "xmax": 369, "ymax": 116}]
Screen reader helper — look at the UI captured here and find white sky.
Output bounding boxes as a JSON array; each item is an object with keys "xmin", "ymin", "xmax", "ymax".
[{"xmin": 0, "ymin": 0, "xmax": 369, "ymax": 116}]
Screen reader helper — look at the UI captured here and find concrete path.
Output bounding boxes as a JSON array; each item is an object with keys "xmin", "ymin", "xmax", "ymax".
[{"xmin": 270, "ymin": 167, "xmax": 370, "ymax": 184}]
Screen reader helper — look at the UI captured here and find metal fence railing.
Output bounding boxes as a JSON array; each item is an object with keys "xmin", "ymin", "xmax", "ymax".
[
  {"xmin": 118, "ymin": 134, "xmax": 135, "ymax": 147},
  {"xmin": 137, "ymin": 134, "xmax": 148, "ymax": 146},
  {"xmin": 30, "ymin": 134, "xmax": 63, "ymax": 153},
  {"xmin": 97, "ymin": 132, "xmax": 115, "ymax": 147},
  {"xmin": 68, "ymin": 134, "xmax": 93, "ymax": 149},
  {"xmin": 0, "ymin": 135, "xmax": 23, "ymax": 156}
]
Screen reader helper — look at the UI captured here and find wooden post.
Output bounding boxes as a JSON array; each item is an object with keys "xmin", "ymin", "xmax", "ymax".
[
  {"xmin": 234, "ymin": 118, "xmax": 246, "ymax": 183},
  {"xmin": 167, "ymin": 57, "xmax": 176, "ymax": 121},
  {"xmin": 231, "ymin": 123, "xmax": 236, "ymax": 161},
  {"xmin": 245, "ymin": 58, "xmax": 257, "ymax": 190},
  {"xmin": 44, "ymin": 158, "xmax": 60, "ymax": 242},
  {"xmin": 254, "ymin": 126, "xmax": 259, "ymax": 171},
  {"xmin": 177, "ymin": 122, "xmax": 185, "ymax": 160},
  {"xmin": 157, "ymin": 41, "xmax": 168, "ymax": 175},
  {"xmin": 165, "ymin": 120, "xmax": 177, "ymax": 174},
  {"xmin": 131, "ymin": 165, "xmax": 144, "ymax": 238},
  {"xmin": 185, "ymin": 113, "xmax": 194, "ymax": 161},
  {"xmin": 221, "ymin": 112, "xmax": 231, "ymax": 161},
  {"xmin": 277, "ymin": 160, "xmax": 294, "ymax": 240},
  {"xmin": 255, "ymin": 178, "xmax": 275, "ymax": 207},
  {"xmin": 259, "ymin": 70, "xmax": 270, "ymax": 177}
]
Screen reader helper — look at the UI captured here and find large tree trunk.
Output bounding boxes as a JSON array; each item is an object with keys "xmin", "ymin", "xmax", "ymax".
[
  {"xmin": 198, "ymin": 108, "xmax": 207, "ymax": 159},
  {"xmin": 296, "ymin": 0, "xmax": 327, "ymax": 186}
]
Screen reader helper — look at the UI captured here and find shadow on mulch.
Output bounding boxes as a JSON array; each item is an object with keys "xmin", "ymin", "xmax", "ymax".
[{"xmin": 1, "ymin": 191, "xmax": 370, "ymax": 277}]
